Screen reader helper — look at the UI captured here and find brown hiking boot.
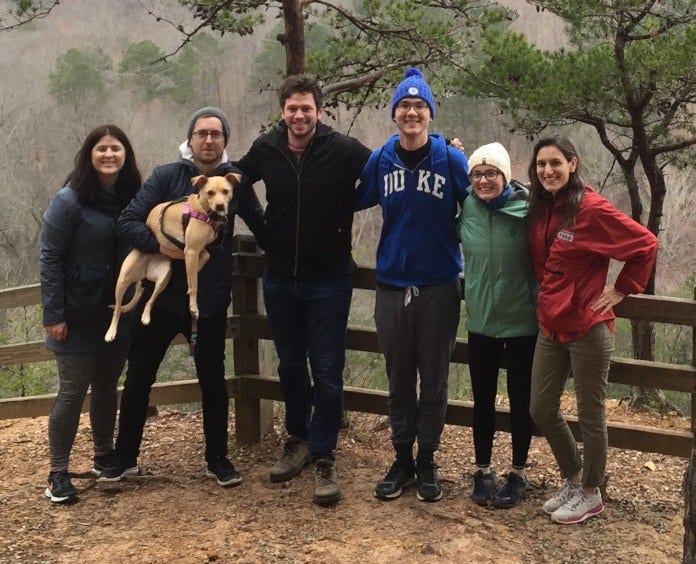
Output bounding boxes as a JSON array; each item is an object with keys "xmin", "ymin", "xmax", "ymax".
[
  {"xmin": 269, "ymin": 436, "xmax": 311, "ymax": 483},
  {"xmin": 313, "ymin": 458, "xmax": 340, "ymax": 506}
]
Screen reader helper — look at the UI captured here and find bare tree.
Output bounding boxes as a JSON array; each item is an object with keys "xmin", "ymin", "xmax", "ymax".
[{"xmin": 0, "ymin": 0, "xmax": 59, "ymax": 31}]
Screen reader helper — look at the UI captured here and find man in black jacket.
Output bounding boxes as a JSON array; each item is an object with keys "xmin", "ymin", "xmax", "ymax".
[
  {"xmin": 99, "ymin": 107, "xmax": 264, "ymax": 486},
  {"xmin": 237, "ymin": 75, "xmax": 371, "ymax": 505}
]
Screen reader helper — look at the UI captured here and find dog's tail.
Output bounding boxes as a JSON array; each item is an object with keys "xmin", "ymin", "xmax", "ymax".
[{"xmin": 120, "ymin": 281, "xmax": 145, "ymax": 313}]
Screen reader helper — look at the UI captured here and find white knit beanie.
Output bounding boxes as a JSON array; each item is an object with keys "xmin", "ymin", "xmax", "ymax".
[{"xmin": 468, "ymin": 142, "xmax": 512, "ymax": 184}]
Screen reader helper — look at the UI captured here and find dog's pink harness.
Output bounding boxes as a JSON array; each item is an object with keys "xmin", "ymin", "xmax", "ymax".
[
  {"xmin": 182, "ymin": 202, "xmax": 225, "ymax": 235},
  {"xmin": 159, "ymin": 198, "xmax": 227, "ymax": 251}
]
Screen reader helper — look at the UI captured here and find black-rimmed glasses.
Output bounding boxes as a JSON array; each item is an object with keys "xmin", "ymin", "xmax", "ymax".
[
  {"xmin": 470, "ymin": 170, "xmax": 500, "ymax": 181},
  {"xmin": 395, "ymin": 101, "xmax": 429, "ymax": 112},
  {"xmin": 192, "ymin": 130, "xmax": 224, "ymax": 141}
]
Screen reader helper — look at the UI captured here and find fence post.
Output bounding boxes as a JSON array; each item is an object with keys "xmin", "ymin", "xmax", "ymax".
[
  {"xmin": 685, "ymin": 288, "xmax": 696, "ymax": 563},
  {"xmin": 231, "ymin": 235, "xmax": 273, "ymax": 444},
  {"xmin": 692, "ymin": 286, "xmax": 696, "ymax": 435}
]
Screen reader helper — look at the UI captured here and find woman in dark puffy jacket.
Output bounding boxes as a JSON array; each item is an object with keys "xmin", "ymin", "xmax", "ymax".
[{"xmin": 40, "ymin": 124, "xmax": 141, "ymax": 503}]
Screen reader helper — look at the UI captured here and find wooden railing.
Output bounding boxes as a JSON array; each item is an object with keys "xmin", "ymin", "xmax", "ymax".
[{"xmin": 1, "ymin": 235, "xmax": 695, "ymax": 458}]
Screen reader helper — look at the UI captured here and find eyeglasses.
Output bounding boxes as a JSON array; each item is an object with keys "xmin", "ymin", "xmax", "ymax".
[
  {"xmin": 192, "ymin": 130, "xmax": 224, "ymax": 141},
  {"xmin": 470, "ymin": 169, "xmax": 500, "ymax": 181},
  {"xmin": 396, "ymin": 101, "xmax": 429, "ymax": 112}
]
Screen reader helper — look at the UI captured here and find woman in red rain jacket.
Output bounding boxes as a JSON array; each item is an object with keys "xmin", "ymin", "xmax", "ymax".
[{"xmin": 527, "ymin": 134, "xmax": 658, "ymax": 525}]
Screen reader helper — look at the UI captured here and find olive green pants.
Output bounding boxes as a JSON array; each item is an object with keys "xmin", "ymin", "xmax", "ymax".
[{"xmin": 530, "ymin": 322, "xmax": 614, "ymax": 488}]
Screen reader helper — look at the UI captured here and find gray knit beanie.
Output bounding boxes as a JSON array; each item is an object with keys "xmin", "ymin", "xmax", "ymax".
[{"xmin": 187, "ymin": 106, "xmax": 231, "ymax": 145}]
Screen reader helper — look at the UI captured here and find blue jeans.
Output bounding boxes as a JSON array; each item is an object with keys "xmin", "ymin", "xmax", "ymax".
[{"xmin": 262, "ymin": 272, "xmax": 353, "ymax": 460}]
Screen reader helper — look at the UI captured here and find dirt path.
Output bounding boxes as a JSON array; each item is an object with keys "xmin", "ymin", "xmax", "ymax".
[{"xmin": 0, "ymin": 400, "xmax": 689, "ymax": 563}]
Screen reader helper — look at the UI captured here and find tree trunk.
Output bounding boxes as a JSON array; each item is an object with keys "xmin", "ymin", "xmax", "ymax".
[
  {"xmin": 630, "ymin": 318, "xmax": 667, "ymax": 409},
  {"xmin": 626, "ymin": 153, "xmax": 666, "ymax": 411},
  {"xmin": 281, "ymin": 0, "xmax": 305, "ymax": 76},
  {"xmin": 684, "ymin": 441, "xmax": 695, "ymax": 563}
]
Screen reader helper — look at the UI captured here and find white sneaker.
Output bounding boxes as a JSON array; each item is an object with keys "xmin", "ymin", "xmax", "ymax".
[
  {"xmin": 551, "ymin": 487, "xmax": 604, "ymax": 524},
  {"xmin": 542, "ymin": 480, "xmax": 581, "ymax": 514}
]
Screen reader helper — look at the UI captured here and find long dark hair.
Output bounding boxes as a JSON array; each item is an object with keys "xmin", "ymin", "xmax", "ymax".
[
  {"xmin": 527, "ymin": 134, "xmax": 585, "ymax": 228},
  {"xmin": 64, "ymin": 124, "xmax": 142, "ymax": 206}
]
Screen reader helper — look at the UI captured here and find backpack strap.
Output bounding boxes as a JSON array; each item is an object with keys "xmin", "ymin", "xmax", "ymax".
[
  {"xmin": 445, "ymin": 143, "xmax": 461, "ymax": 218},
  {"xmin": 374, "ymin": 145, "xmax": 386, "ymax": 188}
]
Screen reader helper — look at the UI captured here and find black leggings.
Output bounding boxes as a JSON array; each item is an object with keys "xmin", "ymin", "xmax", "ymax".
[{"xmin": 468, "ymin": 332, "xmax": 536, "ymax": 469}]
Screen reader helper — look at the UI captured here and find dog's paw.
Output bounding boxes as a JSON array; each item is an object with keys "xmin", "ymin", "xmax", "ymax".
[
  {"xmin": 141, "ymin": 313, "xmax": 151, "ymax": 325},
  {"xmin": 104, "ymin": 328, "xmax": 116, "ymax": 342},
  {"xmin": 190, "ymin": 307, "xmax": 199, "ymax": 320}
]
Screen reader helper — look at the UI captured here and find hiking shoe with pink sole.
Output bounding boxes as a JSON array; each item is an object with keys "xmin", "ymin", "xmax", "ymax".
[
  {"xmin": 542, "ymin": 480, "xmax": 581, "ymax": 514},
  {"xmin": 551, "ymin": 487, "xmax": 604, "ymax": 524}
]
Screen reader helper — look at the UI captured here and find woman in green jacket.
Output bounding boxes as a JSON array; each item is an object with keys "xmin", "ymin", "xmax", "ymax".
[{"xmin": 459, "ymin": 142, "xmax": 538, "ymax": 508}]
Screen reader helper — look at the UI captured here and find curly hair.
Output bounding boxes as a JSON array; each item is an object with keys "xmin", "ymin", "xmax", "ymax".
[
  {"xmin": 278, "ymin": 74, "xmax": 324, "ymax": 110},
  {"xmin": 527, "ymin": 134, "xmax": 585, "ymax": 228},
  {"xmin": 64, "ymin": 124, "xmax": 142, "ymax": 206}
]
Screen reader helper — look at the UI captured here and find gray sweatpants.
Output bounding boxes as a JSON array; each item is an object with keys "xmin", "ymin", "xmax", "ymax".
[
  {"xmin": 375, "ymin": 281, "xmax": 461, "ymax": 453},
  {"xmin": 529, "ymin": 322, "xmax": 614, "ymax": 488},
  {"xmin": 48, "ymin": 346, "xmax": 128, "ymax": 470}
]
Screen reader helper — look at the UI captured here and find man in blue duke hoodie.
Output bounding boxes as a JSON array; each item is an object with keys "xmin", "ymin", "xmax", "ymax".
[{"xmin": 356, "ymin": 68, "xmax": 469, "ymax": 502}]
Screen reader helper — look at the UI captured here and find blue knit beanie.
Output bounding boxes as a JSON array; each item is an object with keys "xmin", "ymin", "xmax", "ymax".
[{"xmin": 391, "ymin": 67, "xmax": 436, "ymax": 118}]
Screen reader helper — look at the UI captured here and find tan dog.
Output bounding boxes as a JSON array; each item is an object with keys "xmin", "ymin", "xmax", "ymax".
[{"xmin": 104, "ymin": 173, "xmax": 239, "ymax": 342}]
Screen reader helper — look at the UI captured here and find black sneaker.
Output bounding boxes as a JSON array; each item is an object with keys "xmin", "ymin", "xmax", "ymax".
[
  {"xmin": 206, "ymin": 457, "xmax": 242, "ymax": 487},
  {"xmin": 91, "ymin": 451, "xmax": 116, "ymax": 477},
  {"xmin": 374, "ymin": 460, "xmax": 416, "ymax": 500},
  {"xmin": 415, "ymin": 461, "xmax": 443, "ymax": 502},
  {"xmin": 470, "ymin": 469, "xmax": 496, "ymax": 506},
  {"xmin": 45, "ymin": 470, "xmax": 78, "ymax": 503},
  {"xmin": 492, "ymin": 472, "xmax": 527, "ymax": 509},
  {"xmin": 97, "ymin": 458, "xmax": 140, "ymax": 482}
]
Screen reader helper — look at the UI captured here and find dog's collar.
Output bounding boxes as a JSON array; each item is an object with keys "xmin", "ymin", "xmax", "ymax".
[{"xmin": 183, "ymin": 202, "xmax": 227, "ymax": 234}]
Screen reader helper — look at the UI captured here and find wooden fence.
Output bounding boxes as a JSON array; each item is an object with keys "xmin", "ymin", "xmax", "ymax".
[{"xmin": 1, "ymin": 235, "xmax": 695, "ymax": 458}]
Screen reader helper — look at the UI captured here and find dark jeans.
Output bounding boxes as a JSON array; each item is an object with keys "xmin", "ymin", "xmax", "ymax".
[
  {"xmin": 114, "ymin": 308, "xmax": 229, "ymax": 463},
  {"xmin": 262, "ymin": 272, "xmax": 353, "ymax": 460},
  {"xmin": 468, "ymin": 332, "xmax": 536, "ymax": 470}
]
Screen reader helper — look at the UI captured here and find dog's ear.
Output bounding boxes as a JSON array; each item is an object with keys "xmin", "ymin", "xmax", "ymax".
[
  {"xmin": 191, "ymin": 175, "xmax": 209, "ymax": 192},
  {"xmin": 225, "ymin": 173, "xmax": 242, "ymax": 187}
]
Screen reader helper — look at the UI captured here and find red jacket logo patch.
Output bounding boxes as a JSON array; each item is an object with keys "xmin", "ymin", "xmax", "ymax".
[{"xmin": 557, "ymin": 229, "xmax": 574, "ymax": 242}]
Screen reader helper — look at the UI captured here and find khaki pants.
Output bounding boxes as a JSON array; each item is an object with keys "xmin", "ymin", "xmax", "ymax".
[{"xmin": 530, "ymin": 322, "xmax": 614, "ymax": 488}]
